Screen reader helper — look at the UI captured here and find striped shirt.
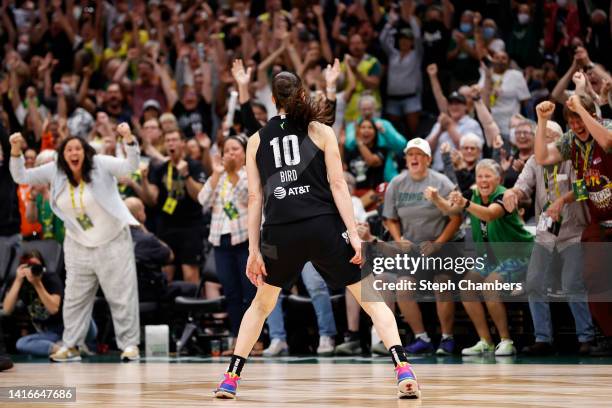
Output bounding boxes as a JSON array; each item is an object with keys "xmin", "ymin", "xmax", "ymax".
[{"xmin": 198, "ymin": 168, "xmax": 248, "ymax": 246}]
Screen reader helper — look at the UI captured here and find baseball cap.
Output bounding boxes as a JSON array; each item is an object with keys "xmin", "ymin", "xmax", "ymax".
[
  {"xmin": 143, "ymin": 99, "xmax": 161, "ymax": 112},
  {"xmin": 448, "ymin": 91, "xmax": 467, "ymax": 104},
  {"xmin": 403, "ymin": 137, "xmax": 431, "ymax": 157}
]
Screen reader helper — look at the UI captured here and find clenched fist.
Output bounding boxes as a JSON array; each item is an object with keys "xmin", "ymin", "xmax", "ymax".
[
  {"xmin": 9, "ymin": 132, "xmax": 25, "ymax": 156},
  {"xmin": 536, "ymin": 101, "xmax": 555, "ymax": 121},
  {"xmin": 116, "ymin": 122, "xmax": 134, "ymax": 144},
  {"xmin": 566, "ymin": 94, "xmax": 583, "ymax": 113},
  {"xmin": 426, "ymin": 63, "xmax": 438, "ymax": 77}
]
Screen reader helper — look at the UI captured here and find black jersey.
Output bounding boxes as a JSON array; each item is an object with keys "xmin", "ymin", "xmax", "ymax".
[{"xmin": 256, "ymin": 115, "xmax": 338, "ymax": 226}]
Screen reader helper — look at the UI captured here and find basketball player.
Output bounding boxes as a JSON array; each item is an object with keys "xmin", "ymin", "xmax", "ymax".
[{"xmin": 213, "ymin": 72, "xmax": 420, "ymax": 400}]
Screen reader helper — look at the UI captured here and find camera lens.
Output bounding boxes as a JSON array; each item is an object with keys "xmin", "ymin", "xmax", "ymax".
[{"xmin": 30, "ymin": 264, "xmax": 44, "ymax": 276}]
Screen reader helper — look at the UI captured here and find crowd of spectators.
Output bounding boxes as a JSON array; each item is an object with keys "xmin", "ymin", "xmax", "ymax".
[{"xmin": 1, "ymin": 0, "xmax": 612, "ymax": 365}]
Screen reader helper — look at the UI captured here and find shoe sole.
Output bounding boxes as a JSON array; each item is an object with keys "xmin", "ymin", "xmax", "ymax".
[
  {"xmin": 214, "ymin": 390, "xmax": 236, "ymax": 399},
  {"xmin": 50, "ymin": 356, "xmax": 82, "ymax": 362},
  {"xmin": 397, "ymin": 378, "xmax": 421, "ymax": 399}
]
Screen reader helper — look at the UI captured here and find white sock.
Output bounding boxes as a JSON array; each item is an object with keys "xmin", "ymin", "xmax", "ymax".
[
  {"xmin": 442, "ymin": 333, "xmax": 453, "ymax": 340},
  {"xmin": 415, "ymin": 332, "xmax": 431, "ymax": 343}
]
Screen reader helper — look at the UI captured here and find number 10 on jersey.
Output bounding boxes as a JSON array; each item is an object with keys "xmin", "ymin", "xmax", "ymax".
[{"xmin": 270, "ymin": 135, "xmax": 301, "ymax": 168}]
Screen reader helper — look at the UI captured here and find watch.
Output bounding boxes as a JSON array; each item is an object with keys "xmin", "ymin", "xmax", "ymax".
[{"xmin": 463, "ymin": 199, "xmax": 471, "ymax": 210}]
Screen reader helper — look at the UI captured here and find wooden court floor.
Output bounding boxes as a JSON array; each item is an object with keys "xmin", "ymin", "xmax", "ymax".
[{"xmin": 2, "ymin": 362, "xmax": 612, "ymax": 407}]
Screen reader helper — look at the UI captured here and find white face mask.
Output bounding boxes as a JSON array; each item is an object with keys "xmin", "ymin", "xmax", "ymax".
[{"xmin": 517, "ymin": 13, "xmax": 530, "ymax": 25}]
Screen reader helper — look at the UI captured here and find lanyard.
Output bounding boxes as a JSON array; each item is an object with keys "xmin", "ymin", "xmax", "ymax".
[
  {"xmin": 166, "ymin": 162, "xmax": 174, "ymax": 192},
  {"xmin": 69, "ymin": 181, "xmax": 86, "ymax": 214},
  {"xmin": 219, "ymin": 175, "xmax": 237, "ymax": 205},
  {"xmin": 543, "ymin": 165, "xmax": 560, "ymax": 199},
  {"xmin": 40, "ymin": 198, "xmax": 55, "ymax": 238},
  {"xmin": 574, "ymin": 140, "xmax": 593, "ymax": 176}
]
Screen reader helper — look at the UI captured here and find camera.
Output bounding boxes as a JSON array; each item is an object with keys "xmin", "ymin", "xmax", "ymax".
[{"xmin": 20, "ymin": 255, "xmax": 46, "ymax": 277}]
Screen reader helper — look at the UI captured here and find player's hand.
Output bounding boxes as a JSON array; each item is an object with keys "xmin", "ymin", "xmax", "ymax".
[
  {"xmin": 246, "ymin": 250, "xmax": 267, "ymax": 287},
  {"xmin": 536, "ymin": 101, "xmax": 555, "ymax": 121},
  {"xmin": 348, "ymin": 230, "xmax": 362, "ymax": 265}
]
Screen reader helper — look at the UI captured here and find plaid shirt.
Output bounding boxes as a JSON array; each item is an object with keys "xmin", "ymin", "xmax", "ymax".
[{"xmin": 198, "ymin": 168, "xmax": 249, "ymax": 246}]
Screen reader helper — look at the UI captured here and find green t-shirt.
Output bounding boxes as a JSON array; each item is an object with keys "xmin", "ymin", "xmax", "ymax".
[{"xmin": 36, "ymin": 195, "xmax": 65, "ymax": 243}]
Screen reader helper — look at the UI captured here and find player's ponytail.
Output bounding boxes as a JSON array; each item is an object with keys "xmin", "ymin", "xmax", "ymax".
[{"xmin": 272, "ymin": 71, "xmax": 334, "ymax": 130}]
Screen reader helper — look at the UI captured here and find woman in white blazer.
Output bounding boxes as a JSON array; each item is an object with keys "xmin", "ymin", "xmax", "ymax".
[{"xmin": 9, "ymin": 123, "xmax": 142, "ymax": 362}]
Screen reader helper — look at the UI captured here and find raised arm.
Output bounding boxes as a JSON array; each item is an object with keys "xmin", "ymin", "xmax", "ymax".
[
  {"xmin": 426, "ymin": 64, "xmax": 448, "ymax": 113},
  {"xmin": 534, "ymin": 101, "xmax": 564, "ymax": 165},
  {"xmin": 313, "ymin": 4, "xmax": 333, "ymax": 63},
  {"xmin": 154, "ymin": 61, "xmax": 178, "ymax": 109},
  {"xmin": 256, "ymin": 40, "xmax": 287, "ymax": 91},
  {"xmin": 551, "ymin": 58, "xmax": 579, "ymax": 104},
  {"xmin": 567, "ymin": 95, "xmax": 612, "ymax": 151},
  {"xmin": 9, "ymin": 133, "xmax": 54, "ymax": 185},
  {"xmin": 96, "ymin": 124, "xmax": 140, "ymax": 177},
  {"xmin": 471, "ymin": 86, "xmax": 501, "ymax": 147}
]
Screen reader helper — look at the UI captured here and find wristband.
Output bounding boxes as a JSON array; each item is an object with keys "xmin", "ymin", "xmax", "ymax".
[
  {"xmin": 326, "ymin": 87, "xmax": 336, "ymax": 93},
  {"xmin": 463, "ymin": 200, "xmax": 471, "ymax": 210}
]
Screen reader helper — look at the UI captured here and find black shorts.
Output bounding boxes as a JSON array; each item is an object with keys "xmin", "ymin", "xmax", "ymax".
[
  {"xmin": 260, "ymin": 214, "xmax": 362, "ymax": 290},
  {"xmin": 158, "ymin": 227, "xmax": 204, "ymax": 266}
]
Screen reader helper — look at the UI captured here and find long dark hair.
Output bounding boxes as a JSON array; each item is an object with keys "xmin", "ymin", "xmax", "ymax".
[
  {"xmin": 56, "ymin": 136, "xmax": 97, "ymax": 186},
  {"xmin": 271, "ymin": 71, "xmax": 334, "ymax": 130},
  {"xmin": 357, "ymin": 118, "xmax": 378, "ymax": 146}
]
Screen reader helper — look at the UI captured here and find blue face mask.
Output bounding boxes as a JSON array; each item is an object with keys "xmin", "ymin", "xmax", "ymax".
[
  {"xmin": 483, "ymin": 27, "xmax": 496, "ymax": 40},
  {"xmin": 460, "ymin": 23, "xmax": 472, "ymax": 33}
]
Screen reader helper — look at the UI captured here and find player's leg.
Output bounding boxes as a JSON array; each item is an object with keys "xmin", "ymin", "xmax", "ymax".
[
  {"xmin": 346, "ymin": 280, "xmax": 421, "ymax": 399},
  {"xmin": 214, "ymin": 283, "xmax": 281, "ymax": 399}
]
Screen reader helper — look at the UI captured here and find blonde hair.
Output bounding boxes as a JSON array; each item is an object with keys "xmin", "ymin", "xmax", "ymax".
[{"xmin": 476, "ymin": 159, "xmax": 502, "ymax": 178}]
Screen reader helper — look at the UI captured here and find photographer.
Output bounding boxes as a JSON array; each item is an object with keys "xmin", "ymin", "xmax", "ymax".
[{"xmin": 2, "ymin": 251, "xmax": 63, "ymax": 357}]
